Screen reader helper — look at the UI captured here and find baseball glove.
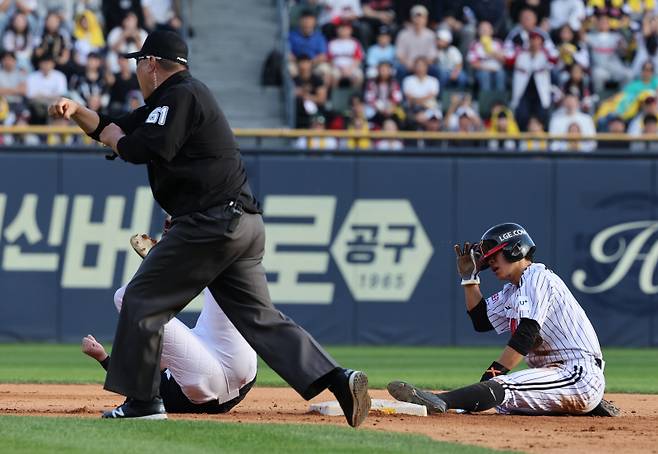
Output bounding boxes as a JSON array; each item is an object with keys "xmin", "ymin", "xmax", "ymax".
[
  {"xmin": 586, "ymin": 398, "xmax": 621, "ymax": 417},
  {"xmin": 130, "ymin": 234, "xmax": 158, "ymax": 259}
]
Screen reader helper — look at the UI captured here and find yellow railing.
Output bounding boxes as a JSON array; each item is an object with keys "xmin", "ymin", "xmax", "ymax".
[{"xmin": 0, "ymin": 125, "xmax": 653, "ymax": 142}]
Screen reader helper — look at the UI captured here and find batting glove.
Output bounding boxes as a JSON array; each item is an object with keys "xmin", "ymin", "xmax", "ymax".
[{"xmin": 454, "ymin": 242, "xmax": 482, "ymax": 286}]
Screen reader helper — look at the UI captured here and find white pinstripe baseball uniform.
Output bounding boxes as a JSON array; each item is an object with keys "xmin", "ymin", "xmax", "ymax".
[
  {"xmin": 114, "ymin": 286, "xmax": 258, "ymax": 405},
  {"xmin": 485, "ymin": 263, "xmax": 605, "ymax": 415}
]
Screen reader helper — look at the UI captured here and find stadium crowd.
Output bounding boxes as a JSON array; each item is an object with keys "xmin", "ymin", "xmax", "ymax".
[
  {"xmin": 0, "ymin": 0, "xmax": 185, "ymax": 144},
  {"xmin": 288, "ymin": 0, "xmax": 658, "ymax": 151}
]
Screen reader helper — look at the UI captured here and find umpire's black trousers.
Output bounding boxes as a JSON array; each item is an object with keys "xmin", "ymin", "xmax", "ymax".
[{"xmin": 104, "ymin": 204, "xmax": 338, "ymax": 401}]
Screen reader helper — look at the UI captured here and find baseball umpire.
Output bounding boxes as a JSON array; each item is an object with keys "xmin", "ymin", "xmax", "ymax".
[
  {"xmin": 48, "ymin": 30, "xmax": 371, "ymax": 426},
  {"xmin": 388, "ymin": 223, "xmax": 619, "ymax": 416}
]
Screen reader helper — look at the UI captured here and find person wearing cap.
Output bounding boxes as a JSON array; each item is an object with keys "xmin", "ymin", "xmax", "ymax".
[
  {"xmin": 395, "ymin": 5, "xmax": 438, "ymax": 79},
  {"xmin": 47, "ymin": 30, "xmax": 372, "ymax": 425},
  {"xmin": 366, "ymin": 25, "xmax": 395, "ymax": 73},
  {"xmin": 328, "ymin": 19, "xmax": 364, "ymax": 88},
  {"xmin": 435, "ymin": 28, "xmax": 467, "ymax": 89}
]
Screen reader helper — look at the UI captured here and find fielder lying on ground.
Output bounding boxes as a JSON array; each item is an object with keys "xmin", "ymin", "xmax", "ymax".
[
  {"xmin": 82, "ymin": 234, "xmax": 257, "ymax": 414},
  {"xmin": 388, "ymin": 223, "xmax": 620, "ymax": 417}
]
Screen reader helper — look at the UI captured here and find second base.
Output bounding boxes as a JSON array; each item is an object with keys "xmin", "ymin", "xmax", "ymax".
[{"xmin": 309, "ymin": 398, "xmax": 427, "ymax": 417}]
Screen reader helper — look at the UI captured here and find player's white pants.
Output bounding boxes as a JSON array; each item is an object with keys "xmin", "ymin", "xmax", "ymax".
[
  {"xmin": 114, "ymin": 286, "xmax": 257, "ymax": 405},
  {"xmin": 492, "ymin": 360, "xmax": 605, "ymax": 415}
]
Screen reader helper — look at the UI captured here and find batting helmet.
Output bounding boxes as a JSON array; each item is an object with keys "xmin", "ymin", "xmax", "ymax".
[{"xmin": 478, "ymin": 223, "xmax": 535, "ymax": 270}]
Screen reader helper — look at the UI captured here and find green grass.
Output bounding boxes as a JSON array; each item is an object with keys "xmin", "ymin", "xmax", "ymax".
[
  {"xmin": 0, "ymin": 344, "xmax": 656, "ymax": 393},
  {"xmin": 0, "ymin": 415, "xmax": 510, "ymax": 454}
]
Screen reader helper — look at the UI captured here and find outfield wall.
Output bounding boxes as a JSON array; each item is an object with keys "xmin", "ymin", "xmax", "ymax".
[{"xmin": 0, "ymin": 148, "xmax": 657, "ymax": 346}]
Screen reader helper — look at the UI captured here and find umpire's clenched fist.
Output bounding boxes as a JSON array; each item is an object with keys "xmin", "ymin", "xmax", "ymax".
[{"xmin": 48, "ymin": 97, "xmax": 79, "ymax": 120}]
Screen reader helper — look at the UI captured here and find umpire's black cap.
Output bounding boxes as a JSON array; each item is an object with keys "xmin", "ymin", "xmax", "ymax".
[{"xmin": 122, "ymin": 30, "xmax": 189, "ymax": 66}]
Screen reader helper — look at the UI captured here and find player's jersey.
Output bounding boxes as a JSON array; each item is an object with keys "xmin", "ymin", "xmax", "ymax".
[{"xmin": 485, "ymin": 263, "xmax": 602, "ymax": 368}]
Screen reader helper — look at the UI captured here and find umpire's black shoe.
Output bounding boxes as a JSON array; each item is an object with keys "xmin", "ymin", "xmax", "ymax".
[
  {"xmin": 329, "ymin": 369, "xmax": 371, "ymax": 428},
  {"xmin": 387, "ymin": 381, "xmax": 448, "ymax": 414},
  {"xmin": 102, "ymin": 397, "xmax": 167, "ymax": 420}
]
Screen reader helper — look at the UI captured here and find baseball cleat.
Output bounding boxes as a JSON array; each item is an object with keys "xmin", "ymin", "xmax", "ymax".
[
  {"xmin": 330, "ymin": 369, "xmax": 371, "ymax": 428},
  {"xmin": 102, "ymin": 397, "xmax": 167, "ymax": 420},
  {"xmin": 586, "ymin": 398, "xmax": 621, "ymax": 417},
  {"xmin": 387, "ymin": 381, "xmax": 448, "ymax": 414},
  {"xmin": 130, "ymin": 234, "xmax": 158, "ymax": 259}
]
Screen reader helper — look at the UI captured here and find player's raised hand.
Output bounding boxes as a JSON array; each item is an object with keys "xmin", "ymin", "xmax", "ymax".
[
  {"xmin": 48, "ymin": 97, "xmax": 79, "ymax": 120},
  {"xmin": 454, "ymin": 242, "xmax": 481, "ymax": 286}
]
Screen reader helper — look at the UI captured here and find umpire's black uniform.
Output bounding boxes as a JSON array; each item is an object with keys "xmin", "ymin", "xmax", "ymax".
[{"xmin": 101, "ymin": 32, "xmax": 338, "ymax": 402}]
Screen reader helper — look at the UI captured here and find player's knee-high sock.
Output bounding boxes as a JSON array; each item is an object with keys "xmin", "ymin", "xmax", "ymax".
[{"xmin": 437, "ymin": 381, "xmax": 505, "ymax": 412}]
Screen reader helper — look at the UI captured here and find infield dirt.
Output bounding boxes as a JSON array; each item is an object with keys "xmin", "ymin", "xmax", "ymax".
[{"xmin": 1, "ymin": 384, "xmax": 656, "ymax": 454}]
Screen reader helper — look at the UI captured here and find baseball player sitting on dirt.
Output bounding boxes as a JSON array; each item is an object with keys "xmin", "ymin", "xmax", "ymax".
[
  {"xmin": 388, "ymin": 223, "xmax": 619, "ymax": 417},
  {"xmin": 82, "ymin": 233, "xmax": 257, "ymax": 414}
]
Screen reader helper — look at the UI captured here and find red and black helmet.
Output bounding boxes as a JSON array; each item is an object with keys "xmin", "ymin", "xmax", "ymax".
[{"xmin": 478, "ymin": 223, "xmax": 536, "ymax": 270}]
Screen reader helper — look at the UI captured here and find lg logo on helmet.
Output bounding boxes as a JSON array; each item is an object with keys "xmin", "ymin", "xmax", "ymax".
[{"xmin": 498, "ymin": 230, "xmax": 526, "ymax": 242}]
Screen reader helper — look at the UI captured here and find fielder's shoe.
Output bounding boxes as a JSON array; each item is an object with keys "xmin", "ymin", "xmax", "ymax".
[
  {"xmin": 329, "ymin": 369, "xmax": 371, "ymax": 428},
  {"xmin": 102, "ymin": 397, "xmax": 167, "ymax": 420},
  {"xmin": 387, "ymin": 381, "xmax": 448, "ymax": 414},
  {"xmin": 586, "ymin": 398, "xmax": 621, "ymax": 417},
  {"xmin": 130, "ymin": 234, "xmax": 158, "ymax": 259}
]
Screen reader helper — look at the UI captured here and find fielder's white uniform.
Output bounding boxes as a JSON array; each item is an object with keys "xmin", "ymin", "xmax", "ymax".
[
  {"xmin": 485, "ymin": 263, "xmax": 605, "ymax": 415},
  {"xmin": 114, "ymin": 285, "xmax": 257, "ymax": 405}
]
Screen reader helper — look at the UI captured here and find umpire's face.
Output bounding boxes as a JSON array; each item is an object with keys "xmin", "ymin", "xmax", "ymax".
[{"xmin": 136, "ymin": 56, "xmax": 158, "ymax": 99}]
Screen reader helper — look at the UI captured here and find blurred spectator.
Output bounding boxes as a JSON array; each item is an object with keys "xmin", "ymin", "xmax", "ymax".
[
  {"xmin": 511, "ymin": 31, "xmax": 554, "ymax": 130},
  {"xmin": 73, "ymin": 10, "xmax": 106, "ymax": 65},
  {"xmin": 585, "ymin": 0, "xmax": 629, "ymax": 30},
  {"xmin": 549, "ymin": 93, "xmax": 596, "ymax": 150},
  {"xmin": 487, "ymin": 105, "xmax": 520, "ymax": 150},
  {"xmin": 519, "ymin": 115, "xmax": 549, "ymax": 150},
  {"xmin": 361, "ymin": 0, "xmax": 395, "ymax": 40},
  {"xmin": 32, "ymin": 11, "xmax": 71, "ymax": 73},
  {"xmin": 598, "ymin": 114, "xmax": 629, "ymax": 149},
  {"xmin": 25, "ymin": 56, "xmax": 67, "ymax": 124},
  {"xmin": 549, "ymin": 0, "xmax": 586, "ymax": 31},
  {"xmin": 402, "ymin": 56, "xmax": 440, "ymax": 125},
  {"xmin": 0, "ymin": 50, "xmax": 26, "ymax": 123},
  {"xmin": 615, "ymin": 61, "xmax": 658, "ymax": 118},
  {"xmin": 107, "ymin": 55, "xmax": 139, "ymax": 115},
  {"xmin": 365, "ymin": 25, "xmax": 395, "ymax": 75},
  {"xmin": 561, "ymin": 63, "xmax": 595, "ymax": 112},
  {"xmin": 632, "ymin": 12, "xmax": 658, "ymax": 77},
  {"xmin": 328, "ymin": 20, "xmax": 364, "ymax": 88},
  {"xmin": 294, "ymin": 114, "xmax": 338, "ymax": 149},
  {"xmin": 68, "ymin": 52, "xmax": 109, "ymax": 113},
  {"xmin": 504, "ymin": 8, "xmax": 557, "ymax": 64},
  {"xmin": 102, "ymin": 0, "xmax": 144, "ymax": 35},
  {"xmin": 457, "ymin": 1, "xmax": 507, "ymax": 40},
  {"xmin": 288, "ymin": 10, "xmax": 329, "ymax": 79},
  {"xmin": 586, "ymin": 13, "xmax": 633, "ymax": 92},
  {"xmin": 510, "ymin": 0, "xmax": 551, "ymax": 25},
  {"xmin": 467, "ymin": 20, "xmax": 506, "ymax": 91},
  {"xmin": 395, "ymin": 5, "xmax": 437, "ymax": 79},
  {"xmin": 628, "ymin": 91, "xmax": 658, "ymax": 134},
  {"xmin": 142, "ymin": 0, "xmax": 182, "ymax": 33},
  {"xmin": 375, "ymin": 117, "xmax": 403, "ymax": 150},
  {"xmin": 630, "ymin": 113, "xmax": 658, "ymax": 150},
  {"xmin": 6, "ymin": 0, "xmax": 39, "ymax": 33},
  {"xmin": 2, "ymin": 11, "xmax": 36, "ymax": 71},
  {"xmin": 435, "ymin": 29, "xmax": 467, "ymax": 89},
  {"xmin": 293, "ymin": 54, "xmax": 328, "ymax": 128},
  {"xmin": 346, "ymin": 113, "xmax": 372, "ymax": 149},
  {"xmin": 554, "ymin": 24, "xmax": 590, "ymax": 85},
  {"xmin": 363, "ymin": 60, "xmax": 402, "ymax": 125},
  {"xmin": 289, "ymin": 0, "xmax": 323, "ymax": 30},
  {"xmin": 106, "ymin": 11, "xmax": 148, "ymax": 74},
  {"xmin": 317, "ymin": 0, "xmax": 368, "ymax": 44},
  {"xmin": 445, "ymin": 93, "xmax": 482, "ymax": 132}
]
